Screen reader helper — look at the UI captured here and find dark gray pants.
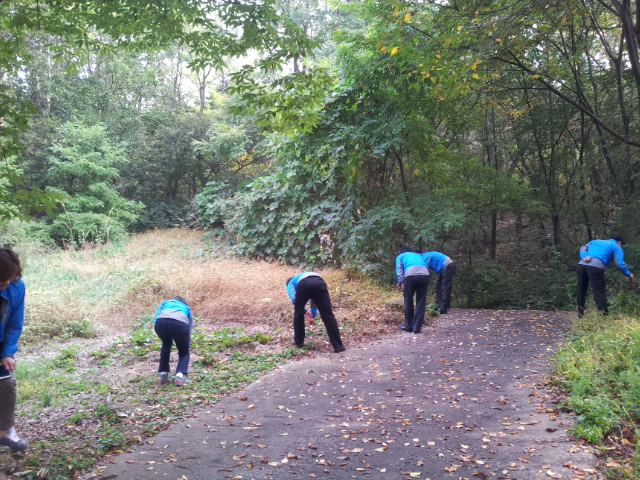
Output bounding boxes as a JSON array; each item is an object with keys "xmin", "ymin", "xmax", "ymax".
[
  {"xmin": 435, "ymin": 263, "xmax": 456, "ymax": 310},
  {"xmin": 576, "ymin": 264, "xmax": 608, "ymax": 315},
  {"xmin": 403, "ymin": 275, "xmax": 430, "ymax": 331},
  {"xmin": 293, "ymin": 276, "xmax": 344, "ymax": 350},
  {"xmin": 0, "ymin": 373, "xmax": 16, "ymax": 432}
]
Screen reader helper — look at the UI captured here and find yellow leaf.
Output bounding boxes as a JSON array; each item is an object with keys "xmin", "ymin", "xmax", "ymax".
[
  {"xmin": 472, "ymin": 74, "xmax": 479, "ymax": 79},
  {"xmin": 376, "ymin": 41, "xmax": 383, "ymax": 49},
  {"xmin": 457, "ymin": 25, "xmax": 463, "ymax": 30},
  {"xmin": 404, "ymin": 12, "xmax": 411, "ymax": 22},
  {"xmin": 412, "ymin": 169, "xmax": 419, "ymax": 176},
  {"xmin": 394, "ymin": 6, "xmax": 399, "ymax": 15},
  {"xmin": 380, "ymin": 47, "xmax": 388, "ymax": 53},
  {"xmin": 391, "ymin": 47, "xmax": 399, "ymax": 55}
]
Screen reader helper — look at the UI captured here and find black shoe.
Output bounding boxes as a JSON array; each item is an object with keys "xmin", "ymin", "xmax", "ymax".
[
  {"xmin": 439, "ymin": 309, "xmax": 447, "ymax": 314},
  {"xmin": 0, "ymin": 428, "xmax": 28, "ymax": 453},
  {"xmin": 334, "ymin": 345, "xmax": 346, "ymax": 353},
  {"xmin": 398, "ymin": 325, "xmax": 412, "ymax": 332},
  {"xmin": 292, "ymin": 342, "xmax": 304, "ymax": 348},
  {"xmin": 414, "ymin": 329, "xmax": 422, "ymax": 334}
]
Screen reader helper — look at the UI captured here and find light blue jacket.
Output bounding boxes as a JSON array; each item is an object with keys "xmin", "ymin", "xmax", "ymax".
[
  {"xmin": 0, "ymin": 279, "xmax": 25, "ymax": 358},
  {"xmin": 395, "ymin": 252, "xmax": 429, "ymax": 284},
  {"xmin": 154, "ymin": 299, "xmax": 193, "ymax": 333},
  {"xmin": 420, "ymin": 251, "xmax": 453, "ymax": 274},
  {"xmin": 286, "ymin": 272, "xmax": 320, "ymax": 318},
  {"xmin": 578, "ymin": 239, "xmax": 631, "ymax": 276}
]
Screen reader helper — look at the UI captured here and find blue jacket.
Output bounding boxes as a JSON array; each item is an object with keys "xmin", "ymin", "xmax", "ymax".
[
  {"xmin": 0, "ymin": 279, "xmax": 25, "ymax": 358},
  {"xmin": 579, "ymin": 239, "xmax": 631, "ymax": 276},
  {"xmin": 395, "ymin": 253, "xmax": 429, "ymax": 284},
  {"xmin": 286, "ymin": 272, "xmax": 320, "ymax": 318},
  {"xmin": 420, "ymin": 251, "xmax": 452, "ymax": 274},
  {"xmin": 154, "ymin": 299, "xmax": 193, "ymax": 332}
]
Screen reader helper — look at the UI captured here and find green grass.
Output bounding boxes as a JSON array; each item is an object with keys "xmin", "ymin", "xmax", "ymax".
[
  {"xmin": 553, "ymin": 312, "xmax": 640, "ymax": 478},
  {"xmin": 7, "ymin": 325, "xmax": 297, "ymax": 479}
]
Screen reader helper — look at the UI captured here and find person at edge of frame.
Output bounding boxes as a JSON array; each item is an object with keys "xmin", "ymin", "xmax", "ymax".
[
  {"xmin": 0, "ymin": 248, "xmax": 29, "ymax": 453},
  {"xmin": 576, "ymin": 236, "xmax": 634, "ymax": 317}
]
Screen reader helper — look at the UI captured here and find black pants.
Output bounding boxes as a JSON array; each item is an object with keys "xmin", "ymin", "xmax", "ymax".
[
  {"xmin": 576, "ymin": 264, "xmax": 608, "ymax": 315},
  {"xmin": 403, "ymin": 275, "xmax": 430, "ymax": 331},
  {"xmin": 294, "ymin": 276, "xmax": 344, "ymax": 350},
  {"xmin": 154, "ymin": 318, "xmax": 191, "ymax": 374},
  {"xmin": 435, "ymin": 263, "xmax": 456, "ymax": 310}
]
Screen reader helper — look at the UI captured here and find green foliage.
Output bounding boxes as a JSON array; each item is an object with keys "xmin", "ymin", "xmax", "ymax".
[
  {"xmin": 196, "ymin": 165, "xmax": 346, "ymax": 265},
  {"xmin": 46, "ymin": 123, "xmax": 143, "ymax": 245},
  {"xmin": 553, "ymin": 314, "xmax": 640, "ymax": 443}
]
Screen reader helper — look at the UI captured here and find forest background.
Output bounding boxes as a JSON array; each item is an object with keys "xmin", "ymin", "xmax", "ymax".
[
  {"xmin": 1, "ymin": 0, "xmax": 640, "ymax": 478},
  {"xmin": 3, "ymin": 0, "xmax": 640, "ymax": 311}
]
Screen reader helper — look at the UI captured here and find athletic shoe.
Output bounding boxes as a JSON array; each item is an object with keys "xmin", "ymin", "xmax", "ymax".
[
  {"xmin": 398, "ymin": 325, "xmax": 412, "ymax": 332},
  {"xmin": 439, "ymin": 309, "xmax": 448, "ymax": 314},
  {"xmin": 174, "ymin": 373, "xmax": 188, "ymax": 386},
  {"xmin": 0, "ymin": 428, "xmax": 28, "ymax": 453},
  {"xmin": 158, "ymin": 372, "xmax": 169, "ymax": 385},
  {"xmin": 334, "ymin": 345, "xmax": 346, "ymax": 353},
  {"xmin": 414, "ymin": 329, "xmax": 422, "ymax": 334}
]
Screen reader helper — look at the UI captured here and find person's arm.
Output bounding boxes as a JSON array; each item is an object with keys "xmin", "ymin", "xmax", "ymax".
[
  {"xmin": 395, "ymin": 256, "xmax": 404, "ymax": 285},
  {"xmin": 579, "ymin": 243, "xmax": 591, "ymax": 262},
  {"xmin": 613, "ymin": 246, "xmax": 632, "ymax": 277},
  {"xmin": 286, "ymin": 279, "xmax": 296, "ymax": 305}
]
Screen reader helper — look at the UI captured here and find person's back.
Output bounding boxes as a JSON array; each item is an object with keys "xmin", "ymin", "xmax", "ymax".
[{"xmin": 579, "ymin": 239, "xmax": 630, "ymax": 274}]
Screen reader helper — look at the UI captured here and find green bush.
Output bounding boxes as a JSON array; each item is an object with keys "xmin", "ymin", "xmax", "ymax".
[{"xmin": 553, "ymin": 314, "xmax": 640, "ymax": 443}]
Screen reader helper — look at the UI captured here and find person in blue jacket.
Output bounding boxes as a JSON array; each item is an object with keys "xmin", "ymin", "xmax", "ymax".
[
  {"xmin": 421, "ymin": 251, "xmax": 456, "ymax": 314},
  {"xmin": 0, "ymin": 248, "xmax": 28, "ymax": 452},
  {"xmin": 576, "ymin": 236, "xmax": 634, "ymax": 316},
  {"xmin": 286, "ymin": 272, "xmax": 346, "ymax": 353},
  {"xmin": 396, "ymin": 248, "xmax": 430, "ymax": 334},
  {"xmin": 154, "ymin": 296, "xmax": 193, "ymax": 385}
]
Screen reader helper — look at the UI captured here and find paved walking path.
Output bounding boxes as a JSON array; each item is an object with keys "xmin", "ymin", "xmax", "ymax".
[{"xmin": 88, "ymin": 310, "xmax": 597, "ymax": 480}]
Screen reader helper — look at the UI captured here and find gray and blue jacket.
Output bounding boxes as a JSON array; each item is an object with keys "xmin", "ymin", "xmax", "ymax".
[
  {"xmin": 154, "ymin": 299, "xmax": 193, "ymax": 333},
  {"xmin": 578, "ymin": 239, "xmax": 631, "ymax": 276},
  {"xmin": 420, "ymin": 251, "xmax": 453, "ymax": 275},
  {"xmin": 395, "ymin": 252, "xmax": 429, "ymax": 284}
]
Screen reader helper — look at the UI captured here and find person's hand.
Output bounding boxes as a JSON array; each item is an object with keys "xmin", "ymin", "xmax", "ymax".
[
  {"xmin": 397, "ymin": 283, "xmax": 403, "ymax": 291},
  {"xmin": 583, "ymin": 256, "xmax": 591, "ymax": 262},
  {"xmin": 1, "ymin": 357, "xmax": 15, "ymax": 371},
  {"xmin": 629, "ymin": 274, "xmax": 635, "ymax": 280},
  {"xmin": 305, "ymin": 311, "xmax": 314, "ymax": 325}
]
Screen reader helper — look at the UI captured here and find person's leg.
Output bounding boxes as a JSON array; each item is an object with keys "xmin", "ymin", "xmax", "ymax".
[
  {"xmin": 154, "ymin": 319, "xmax": 174, "ymax": 373},
  {"xmin": 587, "ymin": 266, "xmax": 608, "ymax": 314},
  {"xmin": 171, "ymin": 322, "xmax": 191, "ymax": 374},
  {"xmin": 293, "ymin": 280, "xmax": 314, "ymax": 346},
  {"xmin": 0, "ymin": 376, "xmax": 16, "ymax": 435},
  {"xmin": 435, "ymin": 273, "xmax": 443, "ymax": 309},
  {"xmin": 0, "ymin": 374, "xmax": 27, "ymax": 452},
  {"xmin": 307, "ymin": 277, "xmax": 344, "ymax": 350},
  {"xmin": 440, "ymin": 263, "xmax": 456, "ymax": 312},
  {"xmin": 576, "ymin": 264, "xmax": 589, "ymax": 316},
  {"xmin": 402, "ymin": 276, "xmax": 416, "ymax": 331},
  {"xmin": 413, "ymin": 275, "xmax": 429, "ymax": 332}
]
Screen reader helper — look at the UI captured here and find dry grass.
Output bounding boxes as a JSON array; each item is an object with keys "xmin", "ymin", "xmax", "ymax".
[{"xmin": 21, "ymin": 229, "xmax": 403, "ymax": 350}]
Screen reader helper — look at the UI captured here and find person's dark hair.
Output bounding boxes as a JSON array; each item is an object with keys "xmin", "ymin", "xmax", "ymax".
[
  {"xmin": 171, "ymin": 296, "xmax": 187, "ymax": 305},
  {"xmin": 0, "ymin": 248, "xmax": 21, "ymax": 283},
  {"xmin": 611, "ymin": 236, "xmax": 626, "ymax": 245},
  {"xmin": 399, "ymin": 247, "xmax": 412, "ymax": 254},
  {"xmin": 285, "ymin": 277, "xmax": 293, "ymax": 286}
]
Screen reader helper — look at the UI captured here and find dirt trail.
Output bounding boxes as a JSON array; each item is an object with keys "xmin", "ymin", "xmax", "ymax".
[{"xmin": 85, "ymin": 309, "xmax": 598, "ymax": 480}]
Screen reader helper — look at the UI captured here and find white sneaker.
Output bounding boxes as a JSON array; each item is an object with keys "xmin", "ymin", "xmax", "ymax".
[{"xmin": 0, "ymin": 428, "xmax": 28, "ymax": 452}]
